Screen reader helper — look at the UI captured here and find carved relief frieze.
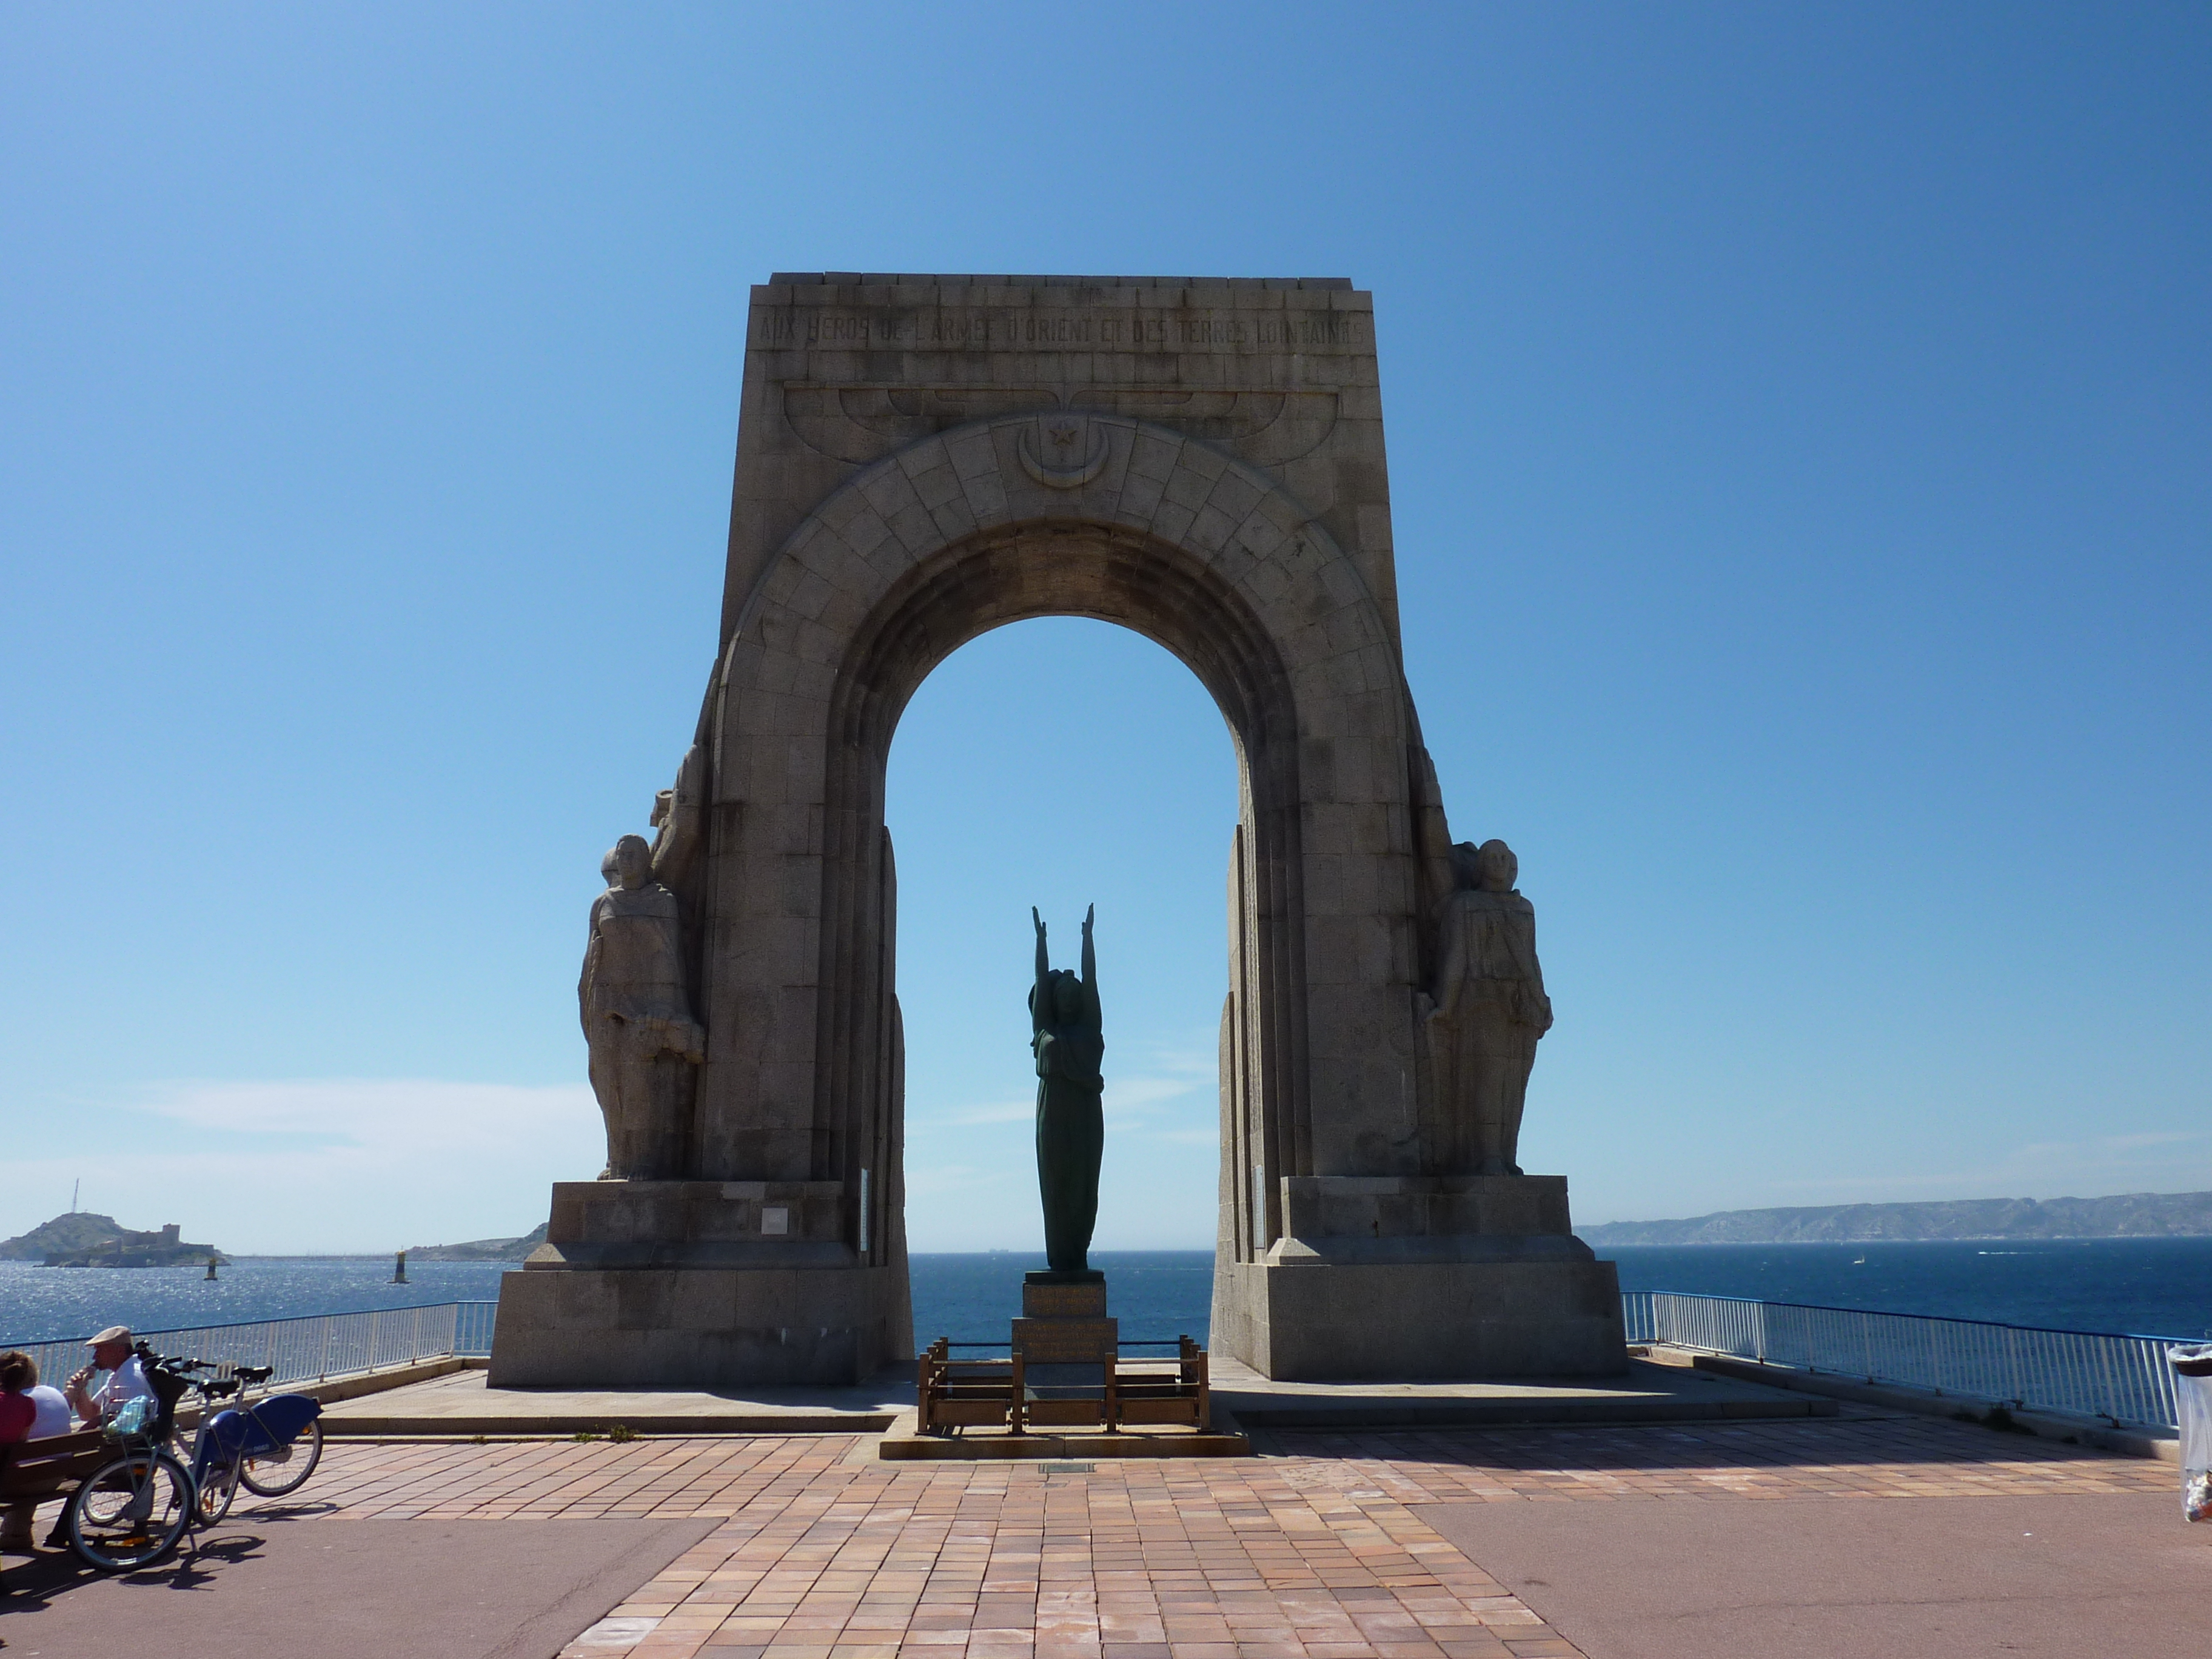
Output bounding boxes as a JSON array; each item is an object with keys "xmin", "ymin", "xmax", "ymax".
[
  {"xmin": 1070, "ymin": 389, "xmax": 1339, "ymax": 466},
  {"xmin": 1014, "ymin": 413, "xmax": 1111, "ymax": 489}
]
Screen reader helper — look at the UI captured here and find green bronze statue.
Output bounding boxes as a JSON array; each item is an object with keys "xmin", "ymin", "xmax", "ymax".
[{"xmin": 1030, "ymin": 904, "xmax": 1104, "ymax": 1276}]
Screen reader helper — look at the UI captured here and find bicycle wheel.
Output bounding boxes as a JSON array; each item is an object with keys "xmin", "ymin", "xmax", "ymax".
[
  {"xmin": 240, "ymin": 1419, "xmax": 322, "ymax": 1496},
  {"xmin": 195, "ymin": 1456, "xmax": 239, "ymax": 1524},
  {"xmin": 69, "ymin": 1451, "xmax": 192, "ymax": 1570}
]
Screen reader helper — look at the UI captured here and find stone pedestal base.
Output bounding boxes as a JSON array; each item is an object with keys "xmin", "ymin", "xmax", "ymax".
[
  {"xmin": 486, "ymin": 1179, "xmax": 911, "ymax": 1387},
  {"xmin": 488, "ymin": 1261, "xmax": 910, "ymax": 1387},
  {"xmin": 1210, "ymin": 1256, "xmax": 1624, "ymax": 1379},
  {"xmin": 1012, "ymin": 1273, "xmax": 1116, "ymax": 1393},
  {"xmin": 1210, "ymin": 1174, "xmax": 1626, "ymax": 1381}
]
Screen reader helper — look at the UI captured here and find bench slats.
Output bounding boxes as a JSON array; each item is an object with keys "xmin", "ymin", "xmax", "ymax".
[{"xmin": 0, "ymin": 1430, "xmax": 109, "ymax": 1500}]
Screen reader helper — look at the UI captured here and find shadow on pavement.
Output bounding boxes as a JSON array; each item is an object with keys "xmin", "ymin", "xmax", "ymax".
[{"xmin": 1, "ymin": 1520, "xmax": 294, "ymax": 1610}]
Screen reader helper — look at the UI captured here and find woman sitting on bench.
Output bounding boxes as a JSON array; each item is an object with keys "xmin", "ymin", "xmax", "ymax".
[{"xmin": 1, "ymin": 1350, "xmax": 75, "ymax": 1553}]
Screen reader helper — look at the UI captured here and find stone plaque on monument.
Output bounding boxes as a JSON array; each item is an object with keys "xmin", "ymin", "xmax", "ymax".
[
  {"xmin": 1010, "ymin": 1319, "xmax": 1118, "ymax": 1366},
  {"xmin": 1013, "ymin": 1276, "xmax": 1118, "ymax": 1398},
  {"xmin": 1020, "ymin": 1280, "xmax": 1108, "ymax": 1320}
]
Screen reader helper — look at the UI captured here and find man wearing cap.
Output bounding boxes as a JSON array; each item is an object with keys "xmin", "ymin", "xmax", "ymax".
[
  {"xmin": 65, "ymin": 1326, "xmax": 152, "ymax": 1429},
  {"xmin": 30, "ymin": 1327, "xmax": 156, "ymax": 1549}
]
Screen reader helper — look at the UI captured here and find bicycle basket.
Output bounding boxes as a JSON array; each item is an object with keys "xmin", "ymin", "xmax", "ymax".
[{"xmin": 104, "ymin": 1395, "xmax": 155, "ymax": 1439}]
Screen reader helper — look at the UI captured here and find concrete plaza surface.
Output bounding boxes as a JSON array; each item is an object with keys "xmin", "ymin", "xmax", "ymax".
[
  {"xmin": 0, "ymin": 1407, "xmax": 2190, "ymax": 1659},
  {"xmin": 1210, "ymin": 1353, "xmax": 1832, "ymax": 1429},
  {"xmin": 318, "ymin": 1362, "xmax": 909, "ymax": 1436}
]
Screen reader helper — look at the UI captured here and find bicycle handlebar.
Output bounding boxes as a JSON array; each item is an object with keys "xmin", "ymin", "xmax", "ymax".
[
  {"xmin": 135, "ymin": 1349, "xmax": 275, "ymax": 1390},
  {"xmin": 138, "ymin": 1348, "xmax": 209, "ymax": 1372}
]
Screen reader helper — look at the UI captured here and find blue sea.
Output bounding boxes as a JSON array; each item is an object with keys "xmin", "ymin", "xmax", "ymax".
[{"xmin": 5, "ymin": 1239, "xmax": 2210, "ymax": 1348}]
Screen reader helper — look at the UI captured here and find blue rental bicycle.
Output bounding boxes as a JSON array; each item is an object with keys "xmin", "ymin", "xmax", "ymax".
[
  {"xmin": 65, "ymin": 1345, "xmax": 324, "ymax": 1570},
  {"xmin": 174, "ymin": 1356, "xmax": 325, "ymax": 1523}
]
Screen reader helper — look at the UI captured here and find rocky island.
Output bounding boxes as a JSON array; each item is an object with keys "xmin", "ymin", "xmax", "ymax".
[{"xmin": 0, "ymin": 1212, "xmax": 226, "ymax": 1267}]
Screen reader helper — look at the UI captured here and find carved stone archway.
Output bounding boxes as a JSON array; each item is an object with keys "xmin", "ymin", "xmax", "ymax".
[{"xmin": 491, "ymin": 277, "xmax": 1623, "ymax": 1386}]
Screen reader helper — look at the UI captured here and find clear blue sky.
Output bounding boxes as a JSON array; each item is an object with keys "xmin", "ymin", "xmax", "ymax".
[{"xmin": 3, "ymin": 3, "xmax": 2205, "ymax": 1254}]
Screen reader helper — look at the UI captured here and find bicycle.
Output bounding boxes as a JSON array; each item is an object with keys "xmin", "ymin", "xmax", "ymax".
[
  {"xmin": 175, "ymin": 1359, "xmax": 324, "ymax": 1521},
  {"xmin": 63, "ymin": 1355, "xmax": 195, "ymax": 1571},
  {"xmin": 64, "ymin": 1347, "xmax": 324, "ymax": 1570}
]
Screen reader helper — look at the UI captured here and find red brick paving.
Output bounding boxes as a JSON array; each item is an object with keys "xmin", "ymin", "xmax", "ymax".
[{"xmin": 237, "ymin": 1415, "xmax": 2171, "ymax": 1659}]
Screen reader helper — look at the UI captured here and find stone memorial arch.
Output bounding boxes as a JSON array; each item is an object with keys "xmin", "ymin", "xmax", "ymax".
[{"xmin": 491, "ymin": 276, "xmax": 1623, "ymax": 1387}]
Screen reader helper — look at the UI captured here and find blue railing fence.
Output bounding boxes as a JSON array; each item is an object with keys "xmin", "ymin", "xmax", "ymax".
[{"xmin": 1626, "ymin": 1289, "xmax": 2192, "ymax": 1430}]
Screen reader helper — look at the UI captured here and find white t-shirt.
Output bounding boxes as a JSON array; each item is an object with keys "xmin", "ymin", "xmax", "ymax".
[
  {"xmin": 27, "ymin": 1384, "xmax": 71, "ymax": 1438},
  {"xmin": 89, "ymin": 1355, "xmax": 153, "ymax": 1419}
]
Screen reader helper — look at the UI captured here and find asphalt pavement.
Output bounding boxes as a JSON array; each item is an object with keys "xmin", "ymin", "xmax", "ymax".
[{"xmin": 0, "ymin": 1514, "xmax": 716, "ymax": 1658}]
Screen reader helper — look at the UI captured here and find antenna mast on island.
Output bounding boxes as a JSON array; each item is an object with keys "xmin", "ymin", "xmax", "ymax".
[{"xmin": 71, "ymin": 1179, "xmax": 79, "ymax": 1213}]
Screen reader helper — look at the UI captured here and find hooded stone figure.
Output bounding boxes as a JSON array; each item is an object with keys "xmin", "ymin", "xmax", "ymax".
[
  {"xmin": 1030, "ymin": 905, "xmax": 1104, "ymax": 1274},
  {"xmin": 583, "ymin": 807, "xmax": 708, "ymax": 1188},
  {"xmin": 579, "ymin": 748, "xmax": 706, "ymax": 1180},
  {"xmin": 1424, "ymin": 839, "xmax": 1552, "ymax": 1176}
]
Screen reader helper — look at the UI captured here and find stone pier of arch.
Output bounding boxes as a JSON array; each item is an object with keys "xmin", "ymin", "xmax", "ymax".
[{"xmin": 488, "ymin": 275, "xmax": 1624, "ymax": 1388}]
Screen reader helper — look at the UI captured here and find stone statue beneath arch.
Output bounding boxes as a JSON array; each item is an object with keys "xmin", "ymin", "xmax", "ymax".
[
  {"xmin": 1423, "ymin": 839, "xmax": 1553, "ymax": 1177},
  {"xmin": 580, "ymin": 748, "xmax": 706, "ymax": 1181},
  {"xmin": 1030, "ymin": 905, "xmax": 1104, "ymax": 1276}
]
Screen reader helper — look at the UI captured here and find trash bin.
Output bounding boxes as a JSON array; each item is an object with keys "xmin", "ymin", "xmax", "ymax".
[{"xmin": 2171, "ymin": 1344, "xmax": 2212, "ymax": 1524}]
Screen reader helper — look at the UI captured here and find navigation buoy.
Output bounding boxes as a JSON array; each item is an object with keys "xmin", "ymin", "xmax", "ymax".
[
  {"xmin": 205, "ymin": 1255, "xmax": 219, "ymax": 1281},
  {"xmin": 391, "ymin": 1249, "xmax": 407, "ymax": 1284}
]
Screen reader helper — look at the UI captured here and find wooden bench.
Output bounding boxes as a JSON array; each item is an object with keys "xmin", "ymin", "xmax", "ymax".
[
  {"xmin": 915, "ymin": 1338, "xmax": 1214, "ymax": 1436},
  {"xmin": 2, "ymin": 1430, "xmax": 110, "ymax": 1582},
  {"xmin": 916, "ymin": 1341, "xmax": 1028, "ymax": 1435},
  {"xmin": 1, "ymin": 1429, "xmax": 109, "ymax": 1507},
  {"xmin": 1108, "ymin": 1337, "xmax": 1210, "ymax": 1429}
]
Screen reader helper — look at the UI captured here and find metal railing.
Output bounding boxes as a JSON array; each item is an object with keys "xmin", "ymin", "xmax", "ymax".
[
  {"xmin": 5, "ymin": 1301, "xmax": 501, "ymax": 1393},
  {"xmin": 454, "ymin": 1300, "xmax": 499, "ymax": 1356},
  {"xmin": 1623, "ymin": 1289, "xmax": 2192, "ymax": 1430},
  {"xmin": 12, "ymin": 1291, "xmax": 2194, "ymax": 1432}
]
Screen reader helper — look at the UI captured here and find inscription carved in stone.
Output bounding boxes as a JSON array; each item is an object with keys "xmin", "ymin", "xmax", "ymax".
[
  {"xmin": 780, "ymin": 384, "xmax": 1339, "ymax": 466},
  {"xmin": 752, "ymin": 304, "xmax": 1366, "ymax": 354}
]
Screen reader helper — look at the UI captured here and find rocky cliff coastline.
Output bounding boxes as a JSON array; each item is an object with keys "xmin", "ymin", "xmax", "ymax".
[{"xmin": 1583, "ymin": 1190, "xmax": 2212, "ymax": 1246}]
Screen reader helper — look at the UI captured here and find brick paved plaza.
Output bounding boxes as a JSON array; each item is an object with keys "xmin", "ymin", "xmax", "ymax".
[{"xmin": 264, "ymin": 1410, "xmax": 2175, "ymax": 1659}]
